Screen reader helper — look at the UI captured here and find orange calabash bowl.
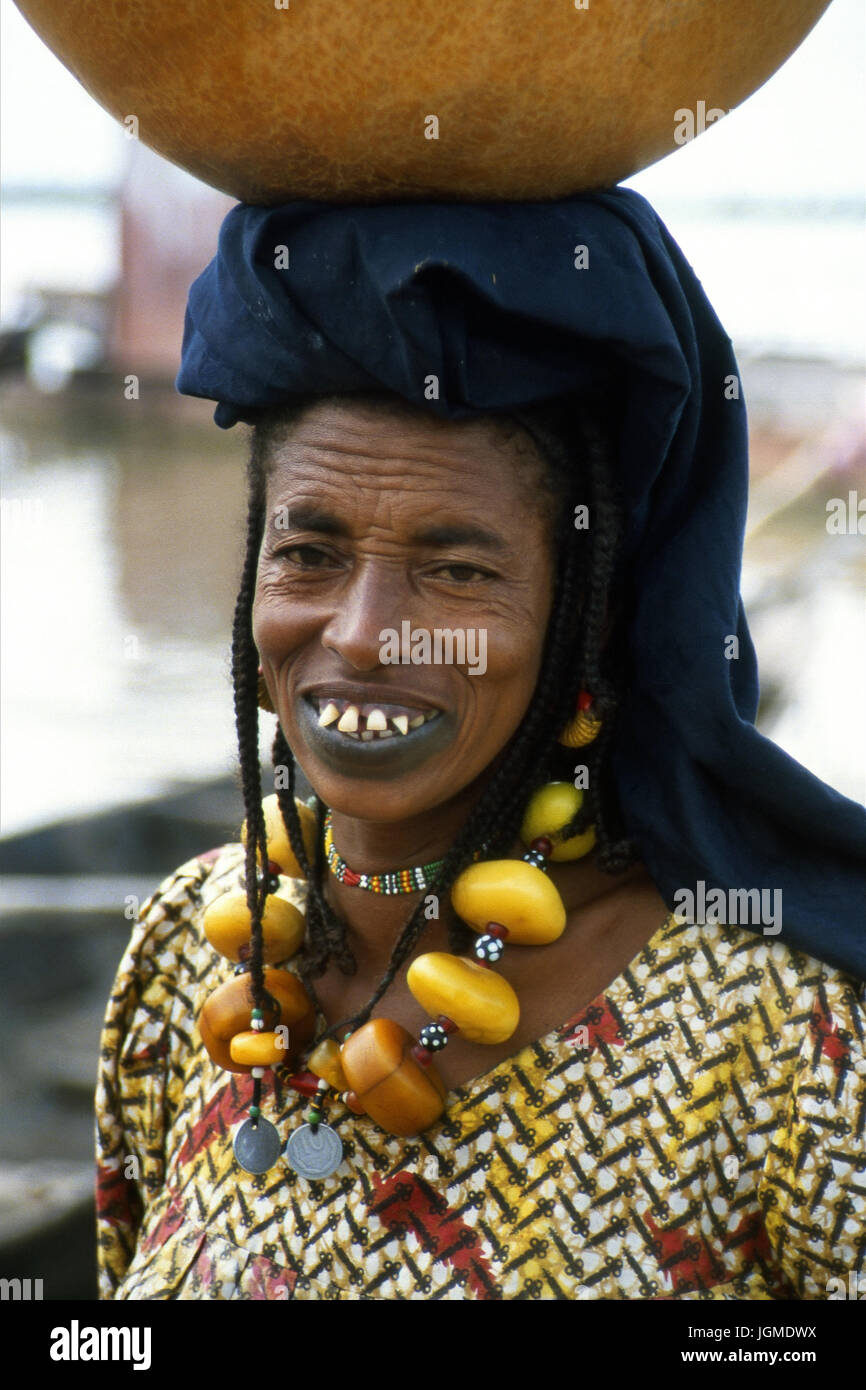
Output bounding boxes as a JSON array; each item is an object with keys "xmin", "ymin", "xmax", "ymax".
[{"xmin": 15, "ymin": 0, "xmax": 829, "ymax": 204}]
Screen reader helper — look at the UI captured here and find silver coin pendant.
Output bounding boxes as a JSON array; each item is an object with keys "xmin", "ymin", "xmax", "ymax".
[
  {"xmin": 233, "ymin": 1116, "xmax": 282, "ymax": 1174},
  {"xmin": 285, "ymin": 1122, "xmax": 343, "ymax": 1180}
]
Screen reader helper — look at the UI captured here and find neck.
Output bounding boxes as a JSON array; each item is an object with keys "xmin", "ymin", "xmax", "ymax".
[
  {"xmin": 316, "ymin": 775, "xmax": 652, "ymax": 979},
  {"xmin": 326, "ymin": 768, "xmax": 498, "ymax": 874},
  {"xmin": 320, "ymin": 768, "xmax": 501, "ymax": 973}
]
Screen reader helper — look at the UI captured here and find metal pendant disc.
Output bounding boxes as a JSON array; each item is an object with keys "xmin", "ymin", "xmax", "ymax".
[
  {"xmin": 233, "ymin": 1117, "xmax": 282, "ymax": 1174},
  {"xmin": 285, "ymin": 1122, "xmax": 343, "ymax": 1180}
]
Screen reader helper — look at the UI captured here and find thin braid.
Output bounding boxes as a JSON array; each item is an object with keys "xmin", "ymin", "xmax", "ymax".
[
  {"xmin": 270, "ymin": 724, "xmax": 356, "ymax": 977},
  {"xmin": 563, "ymin": 411, "xmax": 635, "ymax": 868},
  {"xmin": 231, "ymin": 454, "xmax": 274, "ymax": 1019}
]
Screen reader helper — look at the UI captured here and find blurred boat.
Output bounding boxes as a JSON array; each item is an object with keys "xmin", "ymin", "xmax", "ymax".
[{"xmin": 0, "ymin": 774, "xmax": 245, "ymax": 1297}]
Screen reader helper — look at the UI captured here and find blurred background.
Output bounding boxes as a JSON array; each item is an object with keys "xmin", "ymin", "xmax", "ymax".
[{"xmin": 1, "ymin": 0, "xmax": 864, "ymax": 1298}]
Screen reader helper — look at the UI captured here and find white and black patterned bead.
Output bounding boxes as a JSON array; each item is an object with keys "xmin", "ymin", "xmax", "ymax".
[
  {"xmin": 474, "ymin": 934, "xmax": 505, "ymax": 964},
  {"xmin": 522, "ymin": 848, "xmax": 548, "ymax": 872},
  {"xmin": 419, "ymin": 1021, "xmax": 450, "ymax": 1052}
]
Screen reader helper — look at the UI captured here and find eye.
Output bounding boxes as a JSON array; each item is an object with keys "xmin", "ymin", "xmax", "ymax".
[
  {"xmin": 431, "ymin": 563, "xmax": 492, "ymax": 583},
  {"xmin": 274, "ymin": 544, "xmax": 338, "ymax": 569}
]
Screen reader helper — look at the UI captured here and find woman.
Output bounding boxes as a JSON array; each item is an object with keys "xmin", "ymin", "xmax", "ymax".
[{"xmin": 95, "ymin": 189, "xmax": 866, "ymax": 1300}]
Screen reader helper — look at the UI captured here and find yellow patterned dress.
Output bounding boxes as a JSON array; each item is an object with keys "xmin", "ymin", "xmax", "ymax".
[{"xmin": 95, "ymin": 839, "xmax": 866, "ymax": 1300}]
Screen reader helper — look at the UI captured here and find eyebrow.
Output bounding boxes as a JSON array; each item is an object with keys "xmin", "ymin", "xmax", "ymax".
[
  {"xmin": 411, "ymin": 522, "xmax": 508, "ymax": 554},
  {"xmin": 269, "ymin": 505, "xmax": 345, "ymax": 535},
  {"xmin": 269, "ymin": 506, "xmax": 509, "ymax": 554}
]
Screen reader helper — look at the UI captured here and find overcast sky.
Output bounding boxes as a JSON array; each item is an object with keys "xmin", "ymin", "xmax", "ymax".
[{"xmin": 1, "ymin": 0, "xmax": 864, "ymax": 200}]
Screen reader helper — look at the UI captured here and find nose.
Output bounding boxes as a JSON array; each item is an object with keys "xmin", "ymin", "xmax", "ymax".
[{"xmin": 320, "ymin": 561, "xmax": 408, "ymax": 671}]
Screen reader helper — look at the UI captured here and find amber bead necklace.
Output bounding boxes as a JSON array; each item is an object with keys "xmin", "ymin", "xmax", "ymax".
[
  {"xmin": 198, "ymin": 776, "xmax": 599, "ymax": 1180},
  {"xmin": 197, "ymin": 692, "xmax": 603, "ymax": 1178}
]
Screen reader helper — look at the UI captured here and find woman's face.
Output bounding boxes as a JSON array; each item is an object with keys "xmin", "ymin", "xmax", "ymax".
[{"xmin": 252, "ymin": 398, "xmax": 558, "ymax": 823}]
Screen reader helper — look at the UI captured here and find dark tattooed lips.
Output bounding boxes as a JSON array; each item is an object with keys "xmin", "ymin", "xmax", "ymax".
[{"xmin": 295, "ymin": 692, "xmax": 454, "ymax": 774}]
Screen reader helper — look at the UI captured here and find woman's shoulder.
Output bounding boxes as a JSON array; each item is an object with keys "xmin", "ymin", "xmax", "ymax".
[
  {"xmin": 120, "ymin": 837, "xmax": 309, "ymax": 974},
  {"xmin": 648, "ymin": 909, "xmax": 866, "ymax": 1042},
  {"xmin": 112, "ymin": 843, "xmax": 243, "ymax": 987},
  {"xmin": 99, "ymin": 836, "xmax": 310, "ymax": 1063},
  {"xmin": 139, "ymin": 840, "xmax": 246, "ymax": 921}
]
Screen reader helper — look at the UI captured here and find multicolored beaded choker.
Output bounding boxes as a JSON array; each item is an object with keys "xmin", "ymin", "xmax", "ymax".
[{"xmin": 323, "ymin": 809, "xmax": 445, "ymax": 893}]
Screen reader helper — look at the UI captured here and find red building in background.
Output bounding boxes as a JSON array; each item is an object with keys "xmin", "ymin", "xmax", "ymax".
[{"xmin": 110, "ymin": 141, "xmax": 233, "ymax": 380}]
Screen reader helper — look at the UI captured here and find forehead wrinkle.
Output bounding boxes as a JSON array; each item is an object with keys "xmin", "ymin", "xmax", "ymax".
[
  {"xmin": 263, "ymin": 429, "xmax": 556, "ymax": 553},
  {"xmin": 265, "ymin": 454, "xmax": 509, "ymax": 524},
  {"xmin": 266, "ymin": 468, "xmax": 450, "ymax": 524},
  {"xmin": 266, "ymin": 422, "xmax": 540, "ymax": 495}
]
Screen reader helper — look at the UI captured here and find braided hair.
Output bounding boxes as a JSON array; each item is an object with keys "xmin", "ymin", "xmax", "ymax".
[{"xmin": 232, "ymin": 389, "xmax": 636, "ymax": 1035}]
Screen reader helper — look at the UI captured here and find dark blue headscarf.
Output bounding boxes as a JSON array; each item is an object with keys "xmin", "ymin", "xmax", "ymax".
[{"xmin": 177, "ymin": 189, "xmax": 866, "ymax": 978}]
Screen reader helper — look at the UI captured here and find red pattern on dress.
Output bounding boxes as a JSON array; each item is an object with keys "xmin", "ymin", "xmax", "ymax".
[
  {"xmin": 809, "ymin": 999, "xmax": 851, "ymax": 1070},
  {"xmin": 95, "ymin": 1160, "xmax": 141, "ymax": 1226},
  {"xmin": 559, "ymin": 994, "xmax": 624, "ymax": 1049},
  {"xmin": 175, "ymin": 1075, "xmax": 254, "ymax": 1168},
  {"xmin": 645, "ymin": 1213, "xmax": 726, "ymax": 1294},
  {"xmin": 245, "ymin": 1255, "xmax": 296, "ymax": 1300},
  {"xmin": 140, "ymin": 1195, "xmax": 187, "ymax": 1254},
  {"xmin": 369, "ymin": 1170, "xmax": 496, "ymax": 1298}
]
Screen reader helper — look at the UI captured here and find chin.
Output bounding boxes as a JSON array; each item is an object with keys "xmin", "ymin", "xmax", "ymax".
[{"xmin": 292, "ymin": 739, "xmax": 492, "ymax": 829}]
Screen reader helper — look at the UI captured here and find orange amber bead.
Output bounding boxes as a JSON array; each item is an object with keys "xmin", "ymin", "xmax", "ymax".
[
  {"xmin": 307, "ymin": 1037, "xmax": 348, "ymax": 1092},
  {"xmin": 202, "ymin": 889, "xmax": 305, "ymax": 964},
  {"xmin": 340, "ymin": 1019, "xmax": 447, "ymax": 1137},
  {"xmin": 241, "ymin": 795, "xmax": 317, "ymax": 879},
  {"xmin": 198, "ymin": 969, "xmax": 315, "ymax": 1073},
  {"xmin": 229, "ymin": 1029, "xmax": 288, "ymax": 1067}
]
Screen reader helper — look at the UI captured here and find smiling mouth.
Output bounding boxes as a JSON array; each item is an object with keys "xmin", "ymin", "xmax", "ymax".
[{"xmin": 307, "ymin": 696, "xmax": 441, "ymax": 741}]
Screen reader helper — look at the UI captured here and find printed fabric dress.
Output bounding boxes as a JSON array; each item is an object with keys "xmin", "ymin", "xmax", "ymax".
[{"xmin": 95, "ymin": 839, "xmax": 866, "ymax": 1301}]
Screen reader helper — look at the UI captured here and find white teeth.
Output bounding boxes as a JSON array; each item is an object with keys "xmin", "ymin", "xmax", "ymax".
[
  {"xmin": 336, "ymin": 705, "xmax": 359, "ymax": 733},
  {"xmin": 316, "ymin": 697, "xmax": 436, "ymax": 740}
]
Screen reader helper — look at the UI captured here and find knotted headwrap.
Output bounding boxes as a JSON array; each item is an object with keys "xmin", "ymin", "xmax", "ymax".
[{"xmin": 178, "ymin": 189, "xmax": 866, "ymax": 978}]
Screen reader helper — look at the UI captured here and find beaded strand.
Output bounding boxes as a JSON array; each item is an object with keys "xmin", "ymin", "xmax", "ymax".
[{"xmin": 324, "ymin": 809, "xmax": 445, "ymax": 893}]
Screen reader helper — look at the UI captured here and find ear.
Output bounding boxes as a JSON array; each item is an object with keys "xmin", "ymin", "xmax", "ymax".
[{"xmin": 257, "ymin": 664, "xmax": 276, "ymax": 713}]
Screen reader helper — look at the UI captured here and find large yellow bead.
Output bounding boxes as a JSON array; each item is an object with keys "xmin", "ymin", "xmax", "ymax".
[
  {"xmin": 307, "ymin": 1037, "xmax": 348, "ymax": 1092},
  {"xmin": 451, "ymin": 859, "xmax": 566, "ymax": 945},
  {"xmin": 229, "ymin": 1029, "xmax": 288, "ymax": 1067},
  {"xmin": 241, "ymin": 795, "xmax": 317, "ymax": 879},
  {"xmin": 406, "ymin": 952, "xmax": 519, "ymax": 1044},
  {"xmin": 202, "ymin": 889, "xmax": 305, "ymax": 963},
  {"xmin": 519, "ymin": 781, "xmax": 597, "ymax": 862}
]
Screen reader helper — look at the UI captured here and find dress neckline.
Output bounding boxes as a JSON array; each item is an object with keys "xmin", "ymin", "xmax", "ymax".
[
  {"xmin": 446, "ymin": 908, "xmax": 678, "ymax": 1105},
  {"xmin": 303, "ymin": 908, "xmax": 679, "ymax": 1112}
]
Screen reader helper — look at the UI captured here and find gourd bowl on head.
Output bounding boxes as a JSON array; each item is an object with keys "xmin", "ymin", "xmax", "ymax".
[{"xmin": 14, "ymin": 0, "xmax": 830, "ymax": 203}]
